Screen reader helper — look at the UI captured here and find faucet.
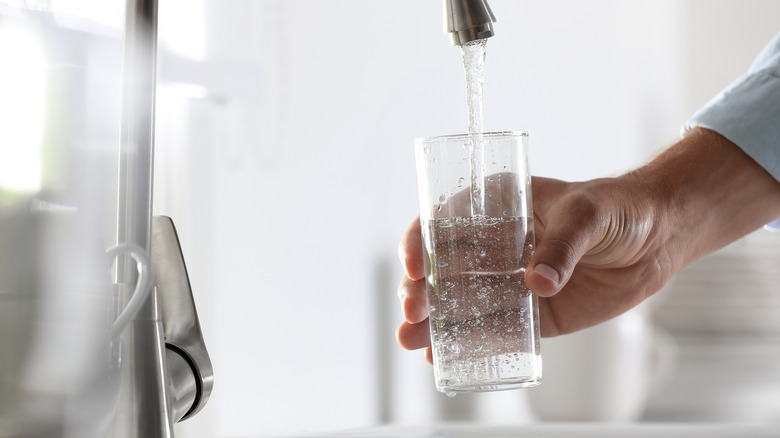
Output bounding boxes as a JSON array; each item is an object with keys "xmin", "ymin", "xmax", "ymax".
[
  {"xmin": 443, "ymin": 0, "xmax": 496, "ymax": 45},
  {"xmin": 106, "ymin": 216, "xmax": 214, "ymax": 438},
  {"xmin": 153, "ymin": 216, "xmax": 214, "ymax": 423},
  {"xmin": 104, "ymin": 2, "xmax": 493, "ymax": 437},
  {"xmin": 107, "ymin": 0, "xmax": 213, "ymax": 436}
]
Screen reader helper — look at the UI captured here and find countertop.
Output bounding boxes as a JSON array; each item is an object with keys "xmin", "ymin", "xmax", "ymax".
[{"xmin": 308, "ymin": 422, "xmax": 780, "ymax": 438}]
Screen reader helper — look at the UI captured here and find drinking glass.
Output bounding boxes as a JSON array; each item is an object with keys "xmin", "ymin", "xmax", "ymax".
[{"xmin": 414, "ymin": 131, "xmax": 542, "ymax": 394}]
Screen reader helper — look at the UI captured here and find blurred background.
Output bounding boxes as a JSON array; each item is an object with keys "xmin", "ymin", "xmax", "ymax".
[{"xmin": 2, "ymin": 1, "xmax": 780, "ymax": 437}]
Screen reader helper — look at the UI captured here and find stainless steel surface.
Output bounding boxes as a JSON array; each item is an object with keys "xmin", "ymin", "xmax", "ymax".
[
  {"xmin": 108, "ymin": 285, "xmax": 175, "ymax": 438},
  {"xmin": 164, "ymin": 348, "xmax": 199, "ymax": 423},
  {"xmin": 152, "ymin": 215, "xmax": 214, "ymax": 421},
  {"xmin": 117, "ymin": 0, "xmax": 157, "ymax": 259},
  {"xmin": 443, "ymin": 0, "xmax": 496, "ymax": 45},
  {"xmin": 107, "ymin": 0, "xmax": 213, "ymax": 434},
  {"xmin": 109, "ymin": 0, "xmax": 172, "ymax": 436},
  {"xmin": 0, "ymin": 201, "xmax": 109, "ymax": 438},
  {"xmin": 108, "ymin": 215, "xmax": 214, "ymax": 437}
]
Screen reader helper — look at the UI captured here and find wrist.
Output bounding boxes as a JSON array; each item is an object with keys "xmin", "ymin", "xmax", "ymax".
[{"xmin": 632, "ymin": 128, "xmax": 780, "ymax": 271}]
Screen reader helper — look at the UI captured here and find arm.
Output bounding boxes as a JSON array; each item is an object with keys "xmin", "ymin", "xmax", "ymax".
[
  {"xmin": 528, "ymin": 31, "xmax": 780, "ymax": 330},
  {"xmin": 524, "ymin": 127, "xmax": 780, "ymax": 335}
]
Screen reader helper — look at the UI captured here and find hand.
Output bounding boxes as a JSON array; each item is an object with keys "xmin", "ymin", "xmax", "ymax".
[
  {"xmin": 396, "ymin": 175, "xmax": 669, "ymax": 363},
  {"xmin": 396, "ymin": 128, "xmax": 780, "ymax": 362}
]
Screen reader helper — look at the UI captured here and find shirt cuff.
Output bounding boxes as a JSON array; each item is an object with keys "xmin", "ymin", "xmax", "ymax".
[
  {"xmin": 765, "ymin": 218, "xmax": 780, "ymax": 232},
  {"xmin": 683, "ymin": 71, "xmax": 780, "ymax": 182},
  {"xmin": 683, "ymin": 70, "xmax": 780, "ymax": 229}
]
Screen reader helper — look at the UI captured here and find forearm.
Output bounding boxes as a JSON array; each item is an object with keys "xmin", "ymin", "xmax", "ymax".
[{"xmin": 635, "ymin": 127, "xmax": 780, "ymax": 270}]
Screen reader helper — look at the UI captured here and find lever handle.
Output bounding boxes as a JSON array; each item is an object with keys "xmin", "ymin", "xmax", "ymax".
[{"xmin": 151, "ymin": 216, "xmax": 214, "ymax": 421}]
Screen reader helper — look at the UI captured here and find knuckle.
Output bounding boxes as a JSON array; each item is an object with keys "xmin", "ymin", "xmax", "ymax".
[{"xmin": 566, "ymin": 192, "xmax": 602, "ymax": 223}]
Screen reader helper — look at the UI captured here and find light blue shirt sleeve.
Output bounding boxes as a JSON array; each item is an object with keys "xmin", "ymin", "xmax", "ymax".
[{"xmin": 683, "ymin": 31, "xmax": 780, "ymax": 231}]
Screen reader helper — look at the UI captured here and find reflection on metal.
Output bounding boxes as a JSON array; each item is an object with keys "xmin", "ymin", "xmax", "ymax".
[
  {"xmin": 108, "ymin": 216, "xmax": 214, "ymax": 437},
  {"xmin": 153, "ymin": 216, "xmax": 214, "ymax": 421},
  {"xmin": 110, "ymin": 0, "xmax": 213, "ymax": 436},
  {"xmin": 0, "ymin": 1, "xmax": 213, "ymax": 436},
  {"xmin": 443, "ymin": 0, "xmax": 496, "ymax": 46},
  {"xmin": 117, "ymin": 0, "xmax": 157, "ymax": 259},
  {"xmin": 108, "ymin": 0, "xmax": 169, "ymax": 435}
]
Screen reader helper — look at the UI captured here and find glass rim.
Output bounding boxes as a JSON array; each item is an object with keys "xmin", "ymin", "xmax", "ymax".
[{"xmin": 413, "ymin": 130, "xmax": 528, "ymax": 144}]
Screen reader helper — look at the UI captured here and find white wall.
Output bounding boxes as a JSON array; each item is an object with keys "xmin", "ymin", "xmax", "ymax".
[{"xmin": 152, "ymin": 1, "xmax": 780, "ymax": 436}]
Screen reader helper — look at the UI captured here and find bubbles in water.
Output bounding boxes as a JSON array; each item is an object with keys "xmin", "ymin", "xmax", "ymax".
[
  {"xmin": 461, "ymin": 39, "xmax": 488, "ymax": 218},
  {"xmin": 425, "ymin": 216, "xmax": 541, "ymax": 393},
  {"xmin": 461, "ymin": 39, "xmax": 487, "ymax": 136}
]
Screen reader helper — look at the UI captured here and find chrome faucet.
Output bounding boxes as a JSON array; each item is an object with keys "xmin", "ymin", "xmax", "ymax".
[
  {"xmin": 107, "ymin": 0, "xmax": 213, "ymax": 436},
  {"xmin": 105, "ymin": 2, "xmax": 493, "ymax": 436},
  {"xmin": 443, "ymin": 0, "xmax": 496, "ymax": 45},
  {"xmin": 106, "ymin": 215, "xmax": 213, "ymax": 438}
]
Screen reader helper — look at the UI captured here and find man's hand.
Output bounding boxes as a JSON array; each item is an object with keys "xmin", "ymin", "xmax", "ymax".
[{"xmin": 396, "ymin": 128, "xmax": 780, "ymax": 360}]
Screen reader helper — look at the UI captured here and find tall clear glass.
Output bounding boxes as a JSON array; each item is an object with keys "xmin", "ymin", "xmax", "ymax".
[{"xmin": 414, "ymin": 131, "xmax": 542, "ymax": 394}]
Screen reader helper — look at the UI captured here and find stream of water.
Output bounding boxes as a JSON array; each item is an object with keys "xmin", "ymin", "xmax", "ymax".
[{"xmin": 460, "ymin": 39, "xmax": 488, "ymax": 217}]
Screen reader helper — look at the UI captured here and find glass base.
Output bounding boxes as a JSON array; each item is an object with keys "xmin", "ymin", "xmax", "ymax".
[
  {"xmin": 433, "ymin": 350, "xmax": 542, "ymax": 395},
  {"xmin": 438, "ymin": 376, "xmax": 542, "ymax": 395}
]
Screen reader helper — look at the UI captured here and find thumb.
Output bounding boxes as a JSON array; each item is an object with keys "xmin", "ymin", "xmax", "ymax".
[{"xmin": 524, "ymin": 202, "xmax": 601, "ymax": 297}]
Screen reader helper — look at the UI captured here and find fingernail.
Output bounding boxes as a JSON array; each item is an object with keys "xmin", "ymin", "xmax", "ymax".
[{"xmin": 533, "ymin": 264, "xmax": 560, "ymax": 285}]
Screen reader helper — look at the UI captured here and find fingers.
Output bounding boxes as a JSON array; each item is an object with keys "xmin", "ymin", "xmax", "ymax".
[
  {"xmin": 398, "ymin": 217, "xmax": 424, "ymax": 281},
  {"xmin": 397, "ymin": 217, "xmax": 432, "ymax": 357},
  {"xmin": 424, "ymin": 347, "xmax": 433, "ymax": 364},
  {"xmin": 525, "ymin": 242, "xmax": 576, "ymax": 297},
  {"xmin": 525, "ymin": 191, "xmax": 603, "ymax": 298},
  {"xmin": 535, "ymin": 294, "xmax": 561, "ymax": 338},
  {"xmin": 398, "ymin": 275, "xmax": 428, "ymax": 324},
  {"xmin": 397, "ymin": 217, "xmax": 429, "ymax": 326},
  {"xmin": 395, "ymin": 318, "xmax": 431, "ymax": 351}
]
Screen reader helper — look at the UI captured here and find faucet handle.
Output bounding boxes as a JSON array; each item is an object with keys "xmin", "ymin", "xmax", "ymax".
[
  {"xmin": 151, "ymin": 216, "xmax": 214, "ymax": 422},
  {"xmin": 443, "ymin": 0, "xmax": 496, "ymax": 45}
]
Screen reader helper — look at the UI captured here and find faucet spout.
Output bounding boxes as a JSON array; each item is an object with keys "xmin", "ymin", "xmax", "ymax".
[{"xmin": 443, "ymin": 0, "xmax": 496, "ymax": 46}]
